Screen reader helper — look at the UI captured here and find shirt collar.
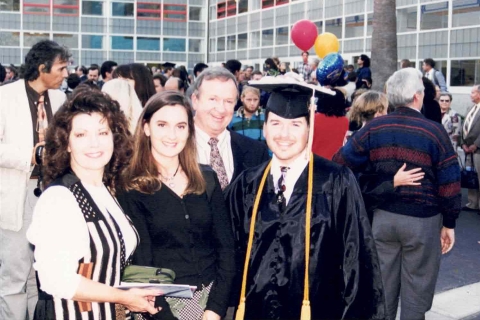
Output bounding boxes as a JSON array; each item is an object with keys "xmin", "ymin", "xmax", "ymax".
[
  {"xmin": 271, "ymin": 149, "xmax": 309, "ymax": 188},
  {"xmin": 195, "ymin": 125, "xmax": 229, "ymax": 145}
]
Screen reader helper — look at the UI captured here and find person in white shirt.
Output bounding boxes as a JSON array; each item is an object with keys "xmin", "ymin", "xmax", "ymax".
[
  {"xmin": 190, "ymin": 67, "xmax": 270, "ymax": 189},
  {"xmin": 27, "ymin": 88, "xmax": 161, "ymax": 319},
  {"xmin": 422, "ymin": 58, "xmax": 447, "ymax": 92}
]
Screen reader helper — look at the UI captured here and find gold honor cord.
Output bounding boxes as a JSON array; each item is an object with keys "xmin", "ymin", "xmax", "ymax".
[{"xmin": 236, "ymin": 153, "xmax": 314, "ymax": 320}]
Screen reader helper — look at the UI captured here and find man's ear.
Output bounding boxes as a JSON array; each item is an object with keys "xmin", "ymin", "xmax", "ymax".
[{"xmin": 38, "ymin": 64, "xmax": 47, "ymax": 74}]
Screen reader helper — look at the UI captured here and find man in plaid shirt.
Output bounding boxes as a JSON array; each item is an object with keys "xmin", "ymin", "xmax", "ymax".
[{"xmin": 297, "ymin": 51, "xmax": 312, "ymax": 82}]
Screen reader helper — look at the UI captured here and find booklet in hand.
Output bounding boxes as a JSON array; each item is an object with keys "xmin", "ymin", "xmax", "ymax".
[{"xmin": 116, "ymin": 282, "xmax": 197, "ymax": 299}]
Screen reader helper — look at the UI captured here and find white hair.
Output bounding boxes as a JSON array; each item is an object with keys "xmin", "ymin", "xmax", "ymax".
[{"xmin": 386, "ymin": 68, "xmax": 424, "ymax": 108}]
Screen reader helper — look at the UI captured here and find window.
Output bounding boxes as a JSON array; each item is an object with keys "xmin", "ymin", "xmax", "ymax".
[
  {"xmin": 112, "ymin": 2, "xmax": 134, "ymax": 17},
  {"xmin": 345, "ymin": 15, "xmax": 365, "ymax": 38},
  {"xmin": 262, "ymin": 29, "xmax": 274, "ymax": 47},
  {"xmin": 238, "ymin": 0, "xmax": 248, "ymax": 13},
  {"xmin": 262, "ymin": 0, "xmax": 288, "ymax": 8},
  {"xmin": 23, "ymin": 0, "xmax": 49, "ymax": 14},
  {"xmin": 82, "ymin": 0, "xmax": 102, "ymax": 15},
  {"xmin": 0, "ymin": 0, "xmax": 20, "ymax": 11},
  {"xmin": 216, "ymin": 1, "xmax": 236, "ymax": 19},
  {"xmin": 250, "ymin": 31, "xmax": 260, "ymax": 47},
  {"xmin": 217, "ymin": 37, "xmax": 225, "ymax": 52},
  {"xmin": 325, "ymin": 18, "xmax": 343, "ymax": 39},
  {"xmin": 137, "ymin": 37, "xmax": 160, "ymax": 51},
  {"xmin": 189, "ymin": 39, "xmax": 203, "ymax": 52},
  {"xmin": 137, "ymin": 2, "xmax": 161, "ymax": 20},
  {"xmin": 238, "ymin": 33, "xmax": 247, "ymax": 49},
  {"xmin": 189, "ymin": 7, "xmax": 202, "ymax": 21},
  {"xmin": 0, "ymin": 31, "xmax": 20, "ymax": 46},
  {"xmin": 227, "ymin": 35, "xmax": 236, "ymax": 50},
  {"xmin": 420, "ymin": 2, "xmax": 448, "ymax": 30},
  {"xmin": 111, "ymin": 36, "xmax": 133, "ymax": 50},
  {"xmin": 53, "ymin": 0, "xmax": 79, "ymax": 16},
  {"xmin": 209, "ymin": 38, "xmax": 216, "ymax": 52},
  {"xmin": 163, "ymin": 38, "xmax": 186, "ymax": 51},
  {"xmin": 24, "ymin": 33, "xmax": 49, "ymax": 47},
  {"xmin": 452, "ymin": 0, "xmax": 480, "ymax": 28},
  {"xmin": 397, "ymin": 6, "xmax": 417, "ymax": 33},
  {"xmin": 276, "ymin": 27, "xmax": 288, "ymax": 45},
  {"xmin": 53, "ymin": 33, "xmax": 78, "ymax": 48},
  {"xmin": 451, "ymin": 60, "xmax": 480, "ymax": 87},
  {"xmin": 366, "ymin": 13, "xmax": 373, "ymax": 36},
  {"xmin": 82, "ymin": 34, "xmax": 103, "ymax": 49},
  {"xmin": 164, "ymin": 4, "xmax": 186, "ymax": 21}
]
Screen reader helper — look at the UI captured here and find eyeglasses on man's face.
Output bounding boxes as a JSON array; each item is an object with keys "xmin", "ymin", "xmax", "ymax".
[{"xmin": 439, "ymin": 99, "xmax": 451, "ymax": 103}]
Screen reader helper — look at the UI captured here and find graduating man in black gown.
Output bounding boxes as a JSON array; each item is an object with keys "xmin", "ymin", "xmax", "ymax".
[{"xmin": 225, "ymin": 78, "xmax": 386, "ymax": 320}]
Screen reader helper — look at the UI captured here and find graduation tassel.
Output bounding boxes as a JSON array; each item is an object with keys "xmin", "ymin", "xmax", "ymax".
[
  {"xmin": 236, "ymin": 162, "xmax": 272, "ymax": 320},
  {"xmin": 301, "ymin": 300, "xmax": 311, "ymax": 320}
]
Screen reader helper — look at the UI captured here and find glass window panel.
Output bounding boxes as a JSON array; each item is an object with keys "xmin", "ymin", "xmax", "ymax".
[
  {"xmin": 0, "ymin": 31, "xmax": 20, "ymax": 46},
  {"xmin": 189, "ymin": 39, "xmax": 203, "ymax": 52},
  {"xmin": 24, "ymin": 0, "xmax": 50, "ymax": 14},
  {"xmin": 420, "ymin": 2, "xmax": 448, "ymax": 30},
  {"xmin": 325, "ymin": 18, "xmax": 343, "ymax": 39},
  {"xmin": 217, "ymin": 36, "xmax": 225, "ymax": 51},
  {"xmin": 189, "ymin": 7, "xmax": 202, "ymax": 21},
  {"xmin": 137, "ymin": 37, "xmax": 159, "ymax": 51},
  {"xmin": 82, "ymin": 1, "xmax": 103, "ymax": 15},
  {"xmin": 112, "ymin": 2, "xmax": 133, "ymax": 17},
  {"xmin": 53, "ymin": 0, "xmax": 79, "ymax": 16},
  {"xmin": 163, "ymin": 38, "xmax": 186, "ymax": 51},
  {"xmin": 450, "ymin": 59, "xmax": 480, "ymax": 87},
  {"xmin": 0, "ymin": 0, "xmax": 20, "ymax": 11},
  {"xmin": 137, "ymin": 2, "xmax": 161, "ymax": 19},
  {"xmin": 276, "ymin": 27, "xmax": 288, "ymax": 45},
  {"xmin": 111, "ymin": 36, "xmax": 133, "ymax": 50},
  {"xmin": 209, "ymin": 38, "xmax": 216, "ymax": 52},
  {"xmin": 82, "ymin": 34, "xmax": 103, "ymax": 49},
  {"xmin": 53, "ymin": 33, "xmax": 78, "ymax": 48},
  {"xmin": 397, "ymin": 6, "xmax": 417, "ymax": 33},
  {"xmin": 452, "ymin": 0, "xmax": 480, "ymax": 28},
  {"xmin": 238, "ymin": 33, "xmax": 247, "ymax": 49},
  {"xmin": 238, "ymin": 0, "xmax": 248, "ymax": 13},
  {"xmin": 366, "ymin": 13, "xmax": 373, "ymax": 36},
  {"xmin": 24, "ymin": 33, "xmax": 49, "ymax": 47},
  {"xmin": 262, "ymin": 29, "xmax": 274, "ymax": 46},
  {"xmin": 250, "ymin": 31, "xmax": 260, "ymax": 47},
  {"xmin": 345, "ymin": 15, "xmax": 365, "ymax": 38},
  {"xmin": 227, "ymin": 35, "xmax": 236, "ymax": 50}
]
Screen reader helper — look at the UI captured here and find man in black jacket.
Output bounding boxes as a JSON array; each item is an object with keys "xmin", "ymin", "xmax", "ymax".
[{"xmin": 190, "ymin": 67, "xmax": 270, "ymax": 189}]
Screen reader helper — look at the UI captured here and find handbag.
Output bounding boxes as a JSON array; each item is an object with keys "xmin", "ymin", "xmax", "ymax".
[
  {"xmin": 461, "ymin": 154, "xmax": 479, "ymax": 189},
  {"xmin": 122, "ymin": 265, "xmax": 176, "ymax": 284}
]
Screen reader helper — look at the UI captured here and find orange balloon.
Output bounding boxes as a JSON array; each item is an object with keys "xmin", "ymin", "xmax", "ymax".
[{"xmin": 314, "ymin": 33, "xmax": 340, "ymax": 58}]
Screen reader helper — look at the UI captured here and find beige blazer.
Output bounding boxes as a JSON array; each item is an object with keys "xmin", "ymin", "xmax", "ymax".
[{"xmin": 0, "ymin": 79, "xmax": 66, "ymax": 231}]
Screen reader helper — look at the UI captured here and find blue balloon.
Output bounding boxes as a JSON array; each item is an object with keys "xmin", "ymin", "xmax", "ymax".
[{"xmin": 316, "ymin": 53, "xmax": 344, "ymax": 86}]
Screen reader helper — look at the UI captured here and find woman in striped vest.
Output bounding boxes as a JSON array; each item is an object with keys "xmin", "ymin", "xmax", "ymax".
[{"xmin": 27, "ymin": 88, "xmax": 162, "ymax": 319}]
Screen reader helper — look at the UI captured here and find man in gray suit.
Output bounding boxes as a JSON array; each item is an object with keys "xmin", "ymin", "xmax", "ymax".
[{"xmin": 462, "ymin": 84, "xmax": 480, "ymax": 212}]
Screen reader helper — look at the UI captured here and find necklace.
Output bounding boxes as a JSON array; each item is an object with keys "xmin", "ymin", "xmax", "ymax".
[{"xmin": 159, "ymin": 163, "xmax": 180, "ymax": 188}]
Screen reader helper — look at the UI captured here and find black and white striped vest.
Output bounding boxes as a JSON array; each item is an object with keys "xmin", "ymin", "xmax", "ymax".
[{"xmin": 36, "ymin": 173, "xmax": 138, "ymax": 320}]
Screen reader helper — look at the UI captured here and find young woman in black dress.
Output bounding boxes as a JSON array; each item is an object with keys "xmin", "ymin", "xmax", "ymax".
[{"xmin": 118, "ymin": 91, "xmax": 235, "ymax": 320}]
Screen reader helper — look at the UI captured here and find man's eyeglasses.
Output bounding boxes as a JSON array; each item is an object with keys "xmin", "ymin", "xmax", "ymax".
[{"xmin": 439, "ymin": 99, "xmax": 451, "ymax": 103}]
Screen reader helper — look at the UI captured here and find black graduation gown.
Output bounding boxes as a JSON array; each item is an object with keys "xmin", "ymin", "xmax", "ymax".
[{"xmin": 225, "ymin": 155, "xmax": 386, "ymax": 320}]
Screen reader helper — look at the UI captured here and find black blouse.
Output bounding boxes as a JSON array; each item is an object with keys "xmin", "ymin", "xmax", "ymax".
[{"xmin": 117, "ymin": 167, "xmax": 236, "ymax": 316}]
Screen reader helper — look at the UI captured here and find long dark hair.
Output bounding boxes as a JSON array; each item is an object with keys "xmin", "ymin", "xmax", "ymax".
[
  {"xmin": 124, "ymin": 91, "xmax": 206, "ymax": 195},
  {"xmin": 43, "ymin": 87, "xmax": 132, "ymax": 194},
  {"xmin": 113, "ymin": 63, "xmax": 156, "ymax": 107}
]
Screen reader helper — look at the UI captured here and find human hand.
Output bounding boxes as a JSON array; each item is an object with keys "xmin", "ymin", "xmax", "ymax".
[
  {"xmin": 469, "ymin": 145, "xmax": 478, "ymax": 153},
  {"xmin": 121, "ymin": 288, "xmax": 162, "ymax": 314},
  {"xmin": 393, "ymin": 163, "xmax": 424, "ymax": 188},
  {"xmin": 31, "ymin": 141, "xmax": 45, "ymax": 165},
  {"xmin": 202, "ymin": 310, "xmax": 221, "ymax": 320},
  {"xmin": 463, "ymin": 144, "xmax": 472, "ymax": 154},
  {"xmin": 440, "ymin": 227, "xmax": 455, "ymax": 254}
]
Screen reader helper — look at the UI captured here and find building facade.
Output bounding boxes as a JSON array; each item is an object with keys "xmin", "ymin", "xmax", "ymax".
[
  {"xmin": 0, "ymin": 0, "xmax": 479, "ymax": 101},
  {"xmin": 0, "ymin": 0, "xmax": 207, "ymax": 69}
]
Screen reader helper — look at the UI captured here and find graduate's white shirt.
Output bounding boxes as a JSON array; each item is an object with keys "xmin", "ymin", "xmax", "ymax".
[
  {"xmin": 195, "ymin": 125, "xmax": 234, "ymax": 182},
  {"xmin": 270, "ymin": 150, "xmax": 309, "ymax": 205}
]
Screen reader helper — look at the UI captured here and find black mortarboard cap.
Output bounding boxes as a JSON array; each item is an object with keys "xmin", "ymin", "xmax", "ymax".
[
  {"xmin": 249, "ymin": 73, "xmax": 335, "ymax": 119},
  {"xmin": 162, "ymin": 62, "xmax": 176, "ymax": 68}
]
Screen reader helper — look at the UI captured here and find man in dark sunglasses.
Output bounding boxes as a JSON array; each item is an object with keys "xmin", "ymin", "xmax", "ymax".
[{"xmin": 439, "ymin": 93, "xmax": 461, "ymax": 151}]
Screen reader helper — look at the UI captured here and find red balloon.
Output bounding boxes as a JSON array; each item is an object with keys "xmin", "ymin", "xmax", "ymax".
[{"xmin": 291, "ymin": 20, "xmax": 318, "ymax": 51}]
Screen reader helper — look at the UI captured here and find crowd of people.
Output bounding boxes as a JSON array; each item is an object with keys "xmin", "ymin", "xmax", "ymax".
[{"xmin": 0, "ymin": 39, "xmax": 479, "ymax": 320}]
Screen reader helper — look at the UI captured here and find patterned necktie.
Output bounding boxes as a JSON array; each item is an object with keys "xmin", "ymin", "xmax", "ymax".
[
  {"xmin": 208, "ymin": 138, "xmax": 229, "ymax": 190},
  {"xmin": 276, "ymin": 166, "xmax": 288, "ymax": 210},
  {"xmin": 464, "ymin": 105, "xmax": 478, "ymax": 137},
  {"xmin": 36, "ymin": 95, "xmax": 47, "ymax": 142}
]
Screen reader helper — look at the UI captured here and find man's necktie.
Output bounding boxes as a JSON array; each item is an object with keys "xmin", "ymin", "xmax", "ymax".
[
  {"xmin": 276, "ymin": 166, "xmax": 288, "ymax": 210},
  {"xmin": 36, "ymin": 95, "xmax": 47, "ymax": 143},
  {"xmin": 208, "ymin": 138, "xmax": 229, "ymax": 190}
]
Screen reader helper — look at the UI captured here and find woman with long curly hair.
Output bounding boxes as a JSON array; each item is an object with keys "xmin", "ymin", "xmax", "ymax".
[
  {"xmin": 118, "ymin": 91, "xmax": 235, "ymax": 320},
  {"xmin": 27, "ymin": 88, "xmax": 162, "ymax": 319}
]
